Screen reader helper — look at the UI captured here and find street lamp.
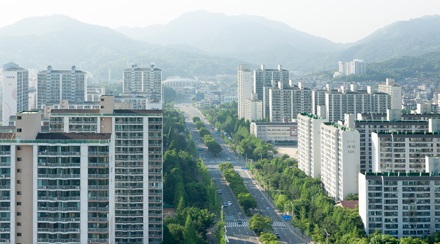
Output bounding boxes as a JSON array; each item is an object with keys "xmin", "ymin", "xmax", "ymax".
[
  {"xmin": 290, "ymin": 201, "xmax": 294, "ymax": 218},
  {"xmin": 324, "ymin": 229, "xmax": 330, "ymax": 243}
]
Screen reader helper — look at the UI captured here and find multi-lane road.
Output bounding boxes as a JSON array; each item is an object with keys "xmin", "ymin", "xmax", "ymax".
[{"xmin": 176, "ymin": 103, "xmax": 310, "ymax": 244}]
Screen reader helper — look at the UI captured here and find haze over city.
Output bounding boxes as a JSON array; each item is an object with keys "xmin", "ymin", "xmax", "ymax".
[{"xmin": 1, "ymin": 0, "xmax": 440, "ymax": 43}]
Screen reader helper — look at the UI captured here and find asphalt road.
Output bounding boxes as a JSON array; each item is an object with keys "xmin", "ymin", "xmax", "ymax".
[{"xmin": 176, "ymin": 103, "xmax": 310, "ymax": 244}]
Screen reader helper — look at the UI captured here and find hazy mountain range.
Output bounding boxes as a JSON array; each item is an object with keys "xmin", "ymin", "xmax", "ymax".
[{"xmin": 1, "ymin": 11, "xmax": 440, "ymax": 80}]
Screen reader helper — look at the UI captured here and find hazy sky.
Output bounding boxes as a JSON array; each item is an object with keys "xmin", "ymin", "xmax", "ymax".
[{"xmin": 1, "ymin": 0, "xmax": 439, "ymax": 43}]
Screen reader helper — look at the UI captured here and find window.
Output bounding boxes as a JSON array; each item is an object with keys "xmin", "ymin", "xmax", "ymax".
[
  {"xmin": 17, "ymin": 146, "xmax": 21, "ymax": 150},
  {"xmin": 17, "ymin": 116, "xmax": 22, "ymax": 120},
  {"xmin": 17, "ymin": 128, "xmax": 22, "ymax": 132},
  {"xmin": 17, "ymin": 202, "xmax": 21, "ymax": 206},
  {"xmin": 17, "ymin": 169, "xmax": 21, "ymax": 173},
  {"xmin": 17, "ymin": 158, "xmax": 22, "ymax": 161},
  {"xmin": 17, "ymin": 191, "xmax": 22, "ymax": 195},
  {"xmin": 17, "ymin": 222, "xmax": 21, "ymax": 226},
  {"xmin": 17, "ymin": 233, "xmax": 21, "ymax": 236},
  {"xmin": 17, "ymin": 212, "xmax": 21, "ymax": 216},
  {"xmin": 17, "ymin": 180, "xmax": 21, "ymax": 184}
]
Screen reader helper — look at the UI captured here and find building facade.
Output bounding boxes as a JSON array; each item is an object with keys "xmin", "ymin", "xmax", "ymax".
[
  {"xmin": 320, "ymin": 122, "xmax": 360, "ymax": 201},
  {"xmin": 237, "ymin": 64, "xmax": 252, "ymax": 119},
  {"xmin": 1, "ymin": 62, "xmax": 29, "ymax": 126},
  {"xmin": 359, "ymin": 172, "xmax": 440, "ymax": 238},
  {"xmin": 297, "ymin": 113, "xmax": 327, "ymax": 178},
  {"xmin": 0, "ymin": 96, "xmax": 163, "ymax": 244},
  {"xmin": 37, "ymin": 66, "xmax": 86, "ymax": 109},
  {"xmin": 250, "ymin": 122, "xmax": 297, "ymax": 145},
  {"xmin": 378, "ymin": 78, "xmax": 402, "ymax": 110},
  {"xmin": 122, "ymin": 64, "xmax": 162, "ymax": 102}
]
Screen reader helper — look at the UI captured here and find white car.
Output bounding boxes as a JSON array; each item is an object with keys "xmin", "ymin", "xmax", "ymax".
[{"xmin": 227, "ymin": 201, "xmax": 232, "ymax": 206}]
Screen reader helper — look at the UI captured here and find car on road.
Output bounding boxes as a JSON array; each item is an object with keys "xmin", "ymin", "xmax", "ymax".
[
  {"xmin": 227, "ymin": 201, "xmax": 232, "ymax": 206},
  {"xmin": 237, "ymin": 219, "xmax": 243, "ymax": 225},
  {"xmin": 223, "ymin": 202, "xmax": 229, "ymax": 207},
  {"xmin": 275, "ymin": 233, "xmax": 280, "ymax": 239},
  {"xmin": 217, "ymin": 190, "xmax": 222, "ymax": 194}
]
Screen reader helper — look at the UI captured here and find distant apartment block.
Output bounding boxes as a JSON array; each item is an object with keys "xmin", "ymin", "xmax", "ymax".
[
  {"xmin": 37, "ymin": 65, "xmax": 86, "ymax": 109},
  {"xmin": 297, "ymin": 113, "xmax": 327, "ymax": 178},
  {"xmin": 123, "ymin": 63, "xmax": 162, "ymax": 102},
  {"xmin": 320, "ymin": 122, "xmax": 359, "ymax": 201},
  {"xmin": 244, "ymin": 93, "xmax": 263, "ymax": 122},
  {"xmin": 255, "ymin": 65, "xmax": 289, "ymax": 119},
  {"xmin": 1, "ymin": 62, "xmax": 29, "ymax": 126},
  {"xmin": 250, "ymin": 122, "xmax": 297, "ymax": 145},
  {"xmin": 325, "ymin": 86, "xmax": 391, "ymax": 122},
  {"xmin": 335, "ymin": 59, "xmax": 366, "ymax": 77},
  {"xmin": 237, "ymin": 64, "xmax": 252, "ymax": 119},
  {"xmin": 87, "ymin": 86, "xmax": 106, "ymax": 102},
  {"xmin": 378, "ymin": 78, "xmax": 402, "ymax": 110},
  {"xmin": 0, "ymin": 96, "xmax": 163, "ymax": 244},
  {"xmin": 266, "ymin": 81, "xmax": 312, "ymax": 122}
]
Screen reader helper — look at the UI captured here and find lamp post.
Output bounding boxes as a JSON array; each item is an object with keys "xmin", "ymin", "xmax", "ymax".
[
  {"xmin": 290, "ymin": 201, "xmax": 294, "ymax": 218},
  {"xmin": 324, "ymin": 229, "xmax": 330, "ymax": 243}
]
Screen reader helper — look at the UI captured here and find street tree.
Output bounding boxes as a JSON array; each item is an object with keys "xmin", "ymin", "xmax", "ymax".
[{"xmin": 249, "ymin": 213, "xmax": 273, "ymax": 235}]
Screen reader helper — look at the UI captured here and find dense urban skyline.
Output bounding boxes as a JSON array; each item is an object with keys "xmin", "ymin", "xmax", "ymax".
[{"xmin": 1, "ymin": 0, "xmax": 439, "ymax": 43}]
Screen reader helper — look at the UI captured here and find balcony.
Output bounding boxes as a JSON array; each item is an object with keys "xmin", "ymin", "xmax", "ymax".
[
  {"xmin": 38, "ymin": 217, "xmax": 80, "ymax": 222},
  {"xmin": 88, "ymin": 217, "xmax": 108, "ymax": 222},
  {"xmin": 37, "ymin": 228, "xmax": 80, "ymax": 233},
  {"xmin": 38, "ymin": 196, "xmax": 80, "ymax": 201},
  {"xmin": 88, "ymin": 228, "xmax": 109, "ymax": 233},
  {"xmin": 38, "ymin": 206, "xmax": 80, "ymax": 211},
  {"xmin": 38, "ymin": 174, "xmax": 80, "ymax": 179},
  {"xmin": 88, "ymin": 174, "xmax": 109, "ymax": 179}
]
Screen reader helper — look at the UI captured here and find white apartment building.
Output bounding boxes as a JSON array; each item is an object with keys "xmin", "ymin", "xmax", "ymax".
[
  {"xmin": 325, "ymin": 89, "xmax": 391, "ymax": 122},
  {"xmin": 37, "ymin": 66, "xmax": 86, "ymax": 109},
  {"xmin": 378, "ymin": 78, "xmax": 402, "ymax": 110},
  {"xmin": 1, "ymin": 62, "xmax": 29, "ymax": 126},
  {"xmin": 344, "ymin": 110, "xmax": 432, "ymax": 173},
  {"xmin": 256, "ymin": 65, "xmax": 289, "ymax": 119},
  {"xmin": 371, "ymin": 131, "xmax": 440, "ymax": 173},
  {"xmin": 312, "ymin": 89, "xmax": 326, "ymax": 115},
  {"xmin": 337, "ymin": 59, "xmax": 366, "ymax": 76},
  {"xmin": 0, "ymin": 96, "xmax": 163, "ymax": 244},
  {"xmin": 244, "ymin": 93, "xmax": 263, "ymax": 122},
  {"xmin": 297, "ymin": 113, "xmax": 327, "ymax": 178},
  {"xmin": 250, "ymin": 122, "xmax": 297, "ymax": 145},
  {"xmin": 320, "ymin": 122, "xmax": 360, "ymax": 201},
  {"xmin": 267, "ymin": 82, "xmax": 312, "ymax": 122},
  {"xmin": 123, "ymin": 64, "xmax": 162, "ymax": 102},
  {"xmin": 237, "ymin": 64, "xmax": 252, "ymax": 119},
  {"xmin": 359, "ymin": 171, "xmax": 440, "ymax": 238},
  {"xmin": 87, "ymin": 86, "xmax": 106, "ymax": 102}
]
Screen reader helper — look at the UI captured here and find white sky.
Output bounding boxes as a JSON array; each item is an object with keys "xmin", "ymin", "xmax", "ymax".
[{"xmin": 1, "ymin": 0, "xmax": 439, "ymax": 43}]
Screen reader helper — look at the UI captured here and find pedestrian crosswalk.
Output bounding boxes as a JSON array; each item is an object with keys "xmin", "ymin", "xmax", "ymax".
[
  {"xmin": 226, "ymin": 221, "xmax": 249, "ymax": 227},
  {"xmin": 226, "ymin": 221, "xmax": 287, "ymax": 228},
  {"xmin": 272, "ymin": 221, "xmax": 287, "ymax": 228}
]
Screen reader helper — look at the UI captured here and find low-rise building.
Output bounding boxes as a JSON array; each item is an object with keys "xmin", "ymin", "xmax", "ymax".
[{"xmin": 250, "ymin": 122, "xmax": 297, "ymax": 145}]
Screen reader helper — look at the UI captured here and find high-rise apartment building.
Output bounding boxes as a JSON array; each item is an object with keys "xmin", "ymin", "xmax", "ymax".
[
  {"xmin": 244, "ymin": 93, "xmax": 263, "ymax": 122},
  {"xmin": 297, "ymin": 113, "xmax": 328, "ymax": 178},
  {"xmin": 320, "ymin": 122, "xmax": 359, "ymax": 201},
  {"xmin": 37, "ymin": 66, "xmax": 86, "ymax": 109},
  {"xmin": 0, "ymin": 96, "xmax": 163, "ymax": 244},
  {"xmin": 123, "ymin": 64, "xmax": 162, "ymax": 101},
  {"xmin": 378, "ymin": 78, "xmax": 402, "ymax": 110},
  {"xmin": 237, "ymin": 64, "xmax": 253, "ymax": 119},
  {"xmin": 1, "ymin": 62, "xmax": 29, "ymax": 125},
  {"xmin": 354, "ymin": 121, "xmax": 429, "ymax": 173},
  {"xmin": 337, "ymin": 59, "xmax": 366, "ymax": 76},
  {"xmin": 267, "ymin": 82, "xmax": 312, "ymax": 122},
  {"xmin": 359, "ymin": 171, "xmax": 440, "ymax": 238},
  {"xmin": 255, "ymin": 65, "xmax": 289, "ymax": 118},
  {"xmin": 371, "ymin": 131, "xmax": 440, "ymax": 173}
]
